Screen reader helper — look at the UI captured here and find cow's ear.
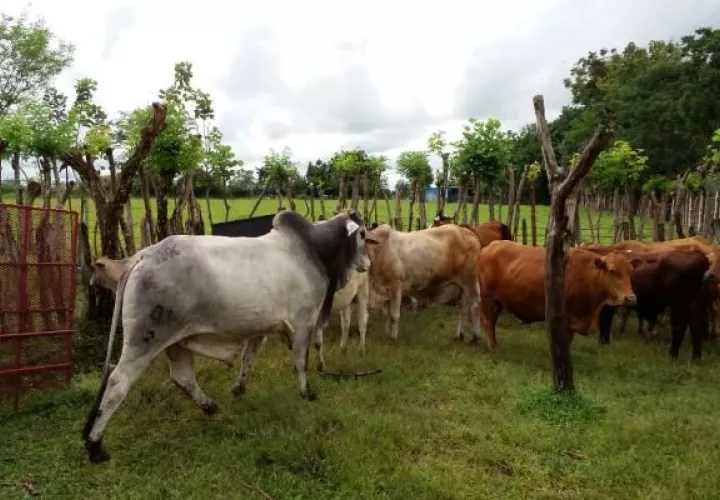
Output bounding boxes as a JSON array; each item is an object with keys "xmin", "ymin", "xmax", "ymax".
[
  {"xmin": 346, "ymin": 219, "xmax": 360, "ymax": 236},
  {"xmin": 629, "ymin": 258, "xmax": 644, "ymax": 270},
  {"xmin": 93, "ymin": 261, "xmax": 105, "ymax": 269},
  {"xmin": 365, "ymin": 232, "xmax": 380, "ymax": 245},
  {"xmin": 593, "ymin": 258, "xmax": 608, "ymax": 271}
]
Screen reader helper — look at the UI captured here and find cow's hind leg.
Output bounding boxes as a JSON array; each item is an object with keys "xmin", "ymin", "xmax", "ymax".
[
  {"xmin": 313, "ymin": 326, "xmax": 327, "ymax": 372},
  {"xmin": 83, "ymin": 345, "xmax": 158, "ymax": 463},
  {"xmin": 669, "ymin": 305, "xmax": 690, "ymax": 360},
  {"xmin": 357, "ymin": 292, "xmax": 369, "ymax": 353},
  {"xmin": 293, "ymin": 325, "xmax": 316, "ymax": 400},
  {"xmin": 479, "ymin": 298, "xmax": 501, "ymax": 350},
  {"xmin": 232, "ymin": 336, "xmax": 265, "ymax": 396},
  {"xmin": 165, "ymin": 344, "xmax": 217, "ymax": 415},
  {"xmin": 339, "ymin": 305, "xmax": 353, "ymax": 354},
  {"xmin": 386, "ymin": 283, "xmax": 402, "ymax": 341}
]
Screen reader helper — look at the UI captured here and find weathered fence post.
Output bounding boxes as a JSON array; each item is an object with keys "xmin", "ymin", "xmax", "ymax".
[{"xmin": 522, "ymin": 219, "xmax": 528, "ymax": 245}]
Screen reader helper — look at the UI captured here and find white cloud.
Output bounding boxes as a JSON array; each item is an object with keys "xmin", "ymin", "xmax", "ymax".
[{"xmin": 2, "ymin": 0, "xmax": 720, "ymax": 186}]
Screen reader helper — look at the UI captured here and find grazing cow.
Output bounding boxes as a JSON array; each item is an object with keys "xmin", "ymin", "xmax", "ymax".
[
  {"xmin": 313, "ymin": 269, "xmax": 370, "ymax": 371},
  {"xmin": 90, "ymin": 256, "xmax": 128, "ymax": 292},
  {"xmin": 364, "ymin": 223, "xmax": 482, "ymax": 343},
  {"xmin": 593, "ymin": 247, "xmax": 711, "ymax": 359},
  {"xmin": 477, "ymin": 241, "xmax": 636, "ymax": 349},
  {"xmin": 82, "ymin": 210, "xmax": 371, "ymax": 463},
  {"xmin": 579, "ymin": 240, "xmax": 651, "ymax": 253}
]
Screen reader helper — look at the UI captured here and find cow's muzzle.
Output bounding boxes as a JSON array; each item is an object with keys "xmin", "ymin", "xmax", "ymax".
[
  {"xmin": 624, "ymin": 294, "xmax": 637, "ymax": 306},
  {"xmin": 704, "ymin": 270, "xmax": 718, "ymax": 284}
]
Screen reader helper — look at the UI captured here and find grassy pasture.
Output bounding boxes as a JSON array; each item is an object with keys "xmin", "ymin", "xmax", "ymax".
[{"xmin": 2, "ymin": 308, "xmax": 720, "ymax": 499}]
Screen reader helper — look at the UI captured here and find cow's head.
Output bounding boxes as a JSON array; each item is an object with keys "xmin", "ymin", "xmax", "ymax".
[
  {"xmin": 90, "ymin": 256, "xmax": 126, "ymax": 292},
  {"xmin": 704, "ymin": 249, "xmax": 720, "ymax": 285},
  {"xmin": 594, "ymin": 251, "xmax": 637, "ymax": 306},
  {"xmin": 337, "ymin": 209, "xmax": 371, "ymax": 274},
  {"xmin": 432, "ymin": 213, "xmax": 454, "ymax": 227}
]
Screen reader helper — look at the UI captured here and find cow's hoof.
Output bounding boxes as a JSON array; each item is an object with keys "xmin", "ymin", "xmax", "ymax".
[
  {"xmin": 454, "ymin": 334, "xmax": 464, "ymax": 342},
  {"xmin": 231, "ymin": 383, "xmax": 245, "ymax": 397},
  {"xmin": 469, "ymin": 336, "xmax": 479, "ymax": 344},
  {"xmin": 303, "ymin": 389, "xmax": 317, "ymax": 401},
  {"xmin": 85, "ymin": 440, "xmax": 110, "ymax": 464},
  {"xmin": 201, "ymin": 402, "xmax": 218, "ymax": 416},
  {"xmin": 317, "ymin": 363, "xmax": 325, "ymax": 373},
  {"xmin": 340, "ymin": 347, "xmax": 347, "ymax": 355}
]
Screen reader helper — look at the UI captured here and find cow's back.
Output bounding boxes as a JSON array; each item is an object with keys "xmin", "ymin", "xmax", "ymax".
[
  {"xmin": 478, "ymin": 241, "xmax": 547, "ymax": 322},
  {"xmin": 370, "ymin": 225, "xmax": 479, "ymax": 290}
]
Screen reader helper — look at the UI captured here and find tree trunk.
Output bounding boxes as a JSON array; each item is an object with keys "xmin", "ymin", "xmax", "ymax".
[
  {"xmin": 453, "ymin": 181, "xmax": 466, "ymax": 222},
  {"xmin": 394, "ymin": 184, "xmax": 404, "ymax": 230},
  {"xmin": 471, "ymin": 178, "xmax": 482, "ymax": 225},
  {"xmin": 673, "ymin": 173, "xmax": 689, "ymax": 239},
  {"xmin": 363, "ymin": 169, "xmax": 369, "ymax": 221},
  {"xmin": 488, "ymin": 190, "xmax": 496, "ymax": 220},
  {"xmin": 438, "ymin": 152, "xmax": 450, "ymax": 216},
  {"xmin": 139, "ymin": 163, "xmax": 157, "ymax": 244},
  {"xmin": 310, "ymin": 187, "xmax": 316, "ymax": 221},
  {"xmin": 382, "ymin": 187, "xmax": 392, "ymax": 226},
  {"xmin": 512, "ymin": 166, "xmax": 528, "ymax": 239},
  {"xmin": 338, "ymin": 171, "xmax": 348, "ymax": 209},
  {"xmin": 418, "ymin": 182, "xmax": 427, "ymax": 230},
  {"xmin": 534, "ymin": 94, "xmax": 612, "ymax": 393},
  {"xmin": 12, "ymin": 151, "xmax": 23, "ymax": 205},
  {"xmin": 222, "ymin": 176, "xmax": 231, "ymax": 222},
  {"xmin": 612, "ymin": 188, "xmax": 621, "ymax": 242},
  {"xmin": 124, "ymin": 199, "xmax": 136, "ymax": 255},
  {"xmin": 637, "ymin": 195, "xmax": 647, "ymax": 241},
  {"xmin": 319, "ymin": 186, "xmax": 327, "ymax": 220},
  {"xmin": 0, "ymin": 139, "xmax": 6, "ymax": 203},
  {"xmin": 408, "ymin": 179, "xmax": 417, "ymax": 231},
  {"xmin": 156, "ymin": 171, "xmax": 174, "ymax": 241},
  {"xmin": 626, "ymin": 189, "xmax": 637, "ymax": 240},
  {"xmin": 351, "ymin": 172, "xmax": 360, "ymax": 211},
  {"xmin": 205, "ymin": 186, "xmax": 214, "ymax": 226},
  {"xmin": 530, "ymin": 184, "xmax": 537, "ymax": 246},
  {"xmin": 248, "ymin": 181, "xmax": 270, "ymax": 218},
  {"xmin": 506, "ymin": 166, "xmax": 516, "ymax": 228}
]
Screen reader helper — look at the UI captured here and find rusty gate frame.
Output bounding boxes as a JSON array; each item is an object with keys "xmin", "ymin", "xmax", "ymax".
[{"xmin": 0, "ymin": 203, "xmax": 79, "ymax": 410}]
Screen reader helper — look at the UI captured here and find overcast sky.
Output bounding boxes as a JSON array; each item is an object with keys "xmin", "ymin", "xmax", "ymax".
[{"xmin": 3, "ymin": 0, "xmax": 720, "ymax": 184}]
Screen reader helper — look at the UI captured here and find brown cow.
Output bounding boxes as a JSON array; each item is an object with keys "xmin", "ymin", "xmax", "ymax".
[
  {"xmin": 579, "ymin": 240, "xmax": 651, "ymax": 253},
  {"xmin": 477, "ymin": 240, "xmax": 636, "ymax": 349},
  {"xmin": 432, "ymin": 215, "xmax": 513, "ymax": 247},
  {"xmin": 595, "ymin": 247, "xmax": 711, "ymax": 359},
  {"xmin": 365, "ymin": 223, "xmax": 482, "ymax": 342}
]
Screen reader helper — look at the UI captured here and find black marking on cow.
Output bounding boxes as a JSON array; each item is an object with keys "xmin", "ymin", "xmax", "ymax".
[
  {"xmin": 143, "ymin": 329, "xmax": 156, "ymax": 343},
  {"xmin": 272, "ymin": 209, "xmax": 364, "ymax": 331},
  {"xmin": 158, "ymin": 244, "xmax": 180, "ymax": 261},
  {"xmin": 150, "ymin": 305, "xmax": 164, "ymax": 321}
]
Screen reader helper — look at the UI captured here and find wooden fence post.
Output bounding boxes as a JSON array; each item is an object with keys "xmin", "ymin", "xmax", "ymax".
[{"xmin": 522, "ymin": 219, "xmax": 528, "ymax": 245}]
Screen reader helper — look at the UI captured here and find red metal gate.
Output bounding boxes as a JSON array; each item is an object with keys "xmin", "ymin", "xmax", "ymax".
[{"xmin": 0, "ymin": 203, "xmax": 79, "ymax": 411}]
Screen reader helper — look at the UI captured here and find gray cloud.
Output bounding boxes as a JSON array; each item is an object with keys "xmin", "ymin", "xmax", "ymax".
[
  {"xmin": 217, "ymin": 26, "xmax": 434, "ymax": 151},
  {"xmin": 101, "ymin": 4, "xmax": 137, "ymax": 59},
  {"xmin": 455, "ymin": 0, "xmax": 720, "ymax": 125}
]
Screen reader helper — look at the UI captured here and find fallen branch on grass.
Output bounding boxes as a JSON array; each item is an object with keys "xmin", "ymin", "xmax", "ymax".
[{"xmin": 319, "ymin": 369, "xmax": 383, "ymax": 381}]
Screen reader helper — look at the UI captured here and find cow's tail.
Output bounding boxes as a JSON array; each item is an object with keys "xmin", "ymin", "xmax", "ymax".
[
  {"xmin": 500, "ymin": 223, "xmax": 513, "ymax": 241},
  {"xmin": 82, "ymin": 255, "xmax": 142, "ymax": 442}
]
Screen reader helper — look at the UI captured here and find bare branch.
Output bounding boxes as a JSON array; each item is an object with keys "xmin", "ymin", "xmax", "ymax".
[
  {"xmin": 557, "ymin": 125, "xmax": 614, "ymax": 203},
  {"xmin": 533, "ymin": 95, "xmax": 560, "ymax": 184}
]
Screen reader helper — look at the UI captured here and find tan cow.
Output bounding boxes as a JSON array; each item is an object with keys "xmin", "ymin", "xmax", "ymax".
[
  {"xmin": 364, "ymin": 223, "xmax": 482, "ymax": 343},
  {"xmin": 90, "ymin": 256, "xmax": 128, "ymax": 292}
]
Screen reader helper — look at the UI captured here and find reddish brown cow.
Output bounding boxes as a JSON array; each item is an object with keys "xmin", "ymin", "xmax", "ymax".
[
  {"xmin": 365, "ymin": 223, "xmax": 482, "ymax": 342},
  {"xmin": 477, "ymin": 240, "xmax": 636, "ymax": 349}
]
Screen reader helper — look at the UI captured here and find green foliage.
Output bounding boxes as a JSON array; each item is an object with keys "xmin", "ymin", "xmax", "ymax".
[
  {"xmin": 396, "ymin": 150, "xmax": 432, "ymax": 186},
  {"xmin": 452, "ymin": 117, "xmax": 510, "ymax": 188},
  {"xmin": 526, "ymin": 161, "xmax": 542, "ymax": 182},
  {"xmin": 330, "ymin": 148, "xmax": 369, "ymax": 175},
  {"xmin": 708, "ymin": 128, "xmax": 720, "ymax": 167},
  {"xmin": 0, "ymin": 106, "xmax": 33, "ymax": 153},
  {"xmin": 257, "ymin": 147, "xmax": 298, "ymax": 186},
  {"xmin": 21, "ymin": 98, "xmax": 74, "ymax": 158},
  {"xmin": 0, "ymin": 12, "xmax": 74, "ymax": 116},
  {"xmin": 591, "ymin": 140, "xmax": 648, "ymax": 193},
  {"xmin": 426, "ymin": 129, "xmax": 448, "ymax": 156},
  {"xmin": 642, "ymin": 175, "xmax": 675, "ymax": 196}
]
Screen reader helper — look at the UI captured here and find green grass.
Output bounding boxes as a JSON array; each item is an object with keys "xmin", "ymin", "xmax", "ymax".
[
  {"xmin": 64, "ymin": 195, "xmax": 629, "ymax": 255},
  {"xmin": 2, "ymin": 309, "xmax": 720, "ymax": 499}
]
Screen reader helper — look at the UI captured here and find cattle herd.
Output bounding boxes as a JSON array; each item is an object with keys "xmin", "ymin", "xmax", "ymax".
[{"xmin": 82, "ymin": 209, "xmax": 720, "ymax": 463}]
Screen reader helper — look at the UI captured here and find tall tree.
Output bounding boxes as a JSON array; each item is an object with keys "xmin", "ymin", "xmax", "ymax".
[
  {"xmin": 427, "ymin": 129, "xmax": 452, "ymax": 216},
  {"xmin": 396, "ymin": 150, "xmax": 432, "ymax": 230},
  {"xmin": 0, "ymin": 12, "xmax": 74, "ymax": 117}
]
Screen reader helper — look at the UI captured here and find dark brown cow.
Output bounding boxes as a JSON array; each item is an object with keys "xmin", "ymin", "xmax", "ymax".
[
  {"xmin": 477, "ymin": 240, "xmax": 636, "ymax": 349},
  {"xmin": 593, "ymin": 247, "xmax": 711, "ymax": 360}
]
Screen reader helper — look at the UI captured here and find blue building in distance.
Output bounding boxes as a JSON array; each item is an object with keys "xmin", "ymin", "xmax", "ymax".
[{"xmin": 424, "ymin": 186, "xmax": 461, "ymax": 203}]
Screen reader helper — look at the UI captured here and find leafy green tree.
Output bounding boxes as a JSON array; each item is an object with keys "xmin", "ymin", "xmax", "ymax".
[
  {"xmin": 452, "ymin": 117, "xmax": 510, "ymax": 222},
  {"xmin": 0, "ymin": 109, "xmax": 33, "ymax": 203},
  {"xmin": 396, "ymin": 150, "xmax": 432, "ymax": 230},
  {"xmin": 427, "ymin": 129, "xmax": 452, "ymax": 215},
  {"xmin": 252, "ymin": 147, "xmax": 298, "ymax": 216},
  {"xmin": 0, "ymin": 12, "xmax": 74, "ymax": 117}
]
